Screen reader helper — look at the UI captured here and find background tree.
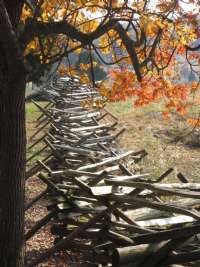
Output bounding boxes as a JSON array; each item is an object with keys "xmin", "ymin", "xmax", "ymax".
[
  {"xmin": 75, "ymin": 50, "xmax": 107, "ymax": 81},
  {"xmin": 0, "ymin": 0, "xmax": 200, "ymax": 266}
]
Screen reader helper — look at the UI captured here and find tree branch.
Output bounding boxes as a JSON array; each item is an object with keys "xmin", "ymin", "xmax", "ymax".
[
  {"xmin": 114, "ymin": 22, "xmax": 142, "ymax": 81},
  {"xmin": 186, "ymin": 44, "xmax": 200, "ymax": 52},
  {"xmin": 19, "ymin": 17, "xmax": 145, "ymax": 81},
  {"xmin": 19, "ymin": 19, "xmax": 117, "ymax": 50}
]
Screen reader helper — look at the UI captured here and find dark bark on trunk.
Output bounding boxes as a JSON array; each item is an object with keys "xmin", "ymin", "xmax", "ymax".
[
  {"xmin": 0, "ymin": 78, "xmax": 26, "ymax": 267},
  {"xmin": 0, "ymin": 1, "xmax": 26, "ymax": 265},
  {"xmin": 0, "ymin": 1, "xmax": 26, "ymax": 266},
  {"xmin": 4, "ymin": 0, "xmax": 24, "ymax": 30}
]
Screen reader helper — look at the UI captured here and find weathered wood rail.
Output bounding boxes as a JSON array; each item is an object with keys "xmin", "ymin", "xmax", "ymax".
[{"xmin": 26, "ymin": 75, "xmax": 200, "ymax": 267}]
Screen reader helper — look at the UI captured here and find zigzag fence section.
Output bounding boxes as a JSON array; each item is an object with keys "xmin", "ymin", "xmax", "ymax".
[{"xmin": 26, "ymin": 75, "xmax": 200, "ymax": 267}]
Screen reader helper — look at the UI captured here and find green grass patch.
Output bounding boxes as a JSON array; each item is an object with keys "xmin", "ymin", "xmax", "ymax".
[
  {"xmin": 26, "ymin": 102, "xmax": 48, "ymax": 122},
  {"xmin": 26, "ymin": 101, "xmax": 49, "ymax": 168},
  {"xmin": 106, "ymin": 98, "xmax": 164, "ymax": 117}
]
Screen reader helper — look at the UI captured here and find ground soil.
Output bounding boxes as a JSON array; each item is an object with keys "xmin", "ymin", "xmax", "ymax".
[{"xmin": 25, "ymin": 104, "xmax": 79, "ymax": 266}]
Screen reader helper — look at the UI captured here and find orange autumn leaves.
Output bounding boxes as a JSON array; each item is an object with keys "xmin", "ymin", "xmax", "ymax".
[
  {"xmin": 59, "ymin": 63, "xmax": 200, "ymax": 121},
  {"xmin": 100, "ymin": 69, "xmax": 137, "ymax": 101},
  {"xmin": 98, "ymin": 69, "xmax": 200, "ymax": 120}
]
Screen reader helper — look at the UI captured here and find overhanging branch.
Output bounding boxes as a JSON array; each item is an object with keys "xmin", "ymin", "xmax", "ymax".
[
  {"xmin": 19, "ymin": 19, "xmax": 117, "ymax": 50},
  {"xmin": 186, "ymin": 44, "xmax": 200, "ymax": 52},
  {"xmin": 19, "ymin": 17, "xmax": 145, "ymax": 81}
]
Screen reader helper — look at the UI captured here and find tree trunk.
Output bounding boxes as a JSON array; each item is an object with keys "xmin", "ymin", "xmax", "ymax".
[
  {"xmin": 0, "ymin": 77, "xmax": 26, "ymax": 266},
  {"xmin": 0, "ymin": 0, "xmax": 26, "ymax": 266}
]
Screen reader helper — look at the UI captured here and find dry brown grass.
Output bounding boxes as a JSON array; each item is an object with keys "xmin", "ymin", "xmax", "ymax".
[{"xmin": 107, "ymin": 100, "xmax": 200, "ymax": 182}]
